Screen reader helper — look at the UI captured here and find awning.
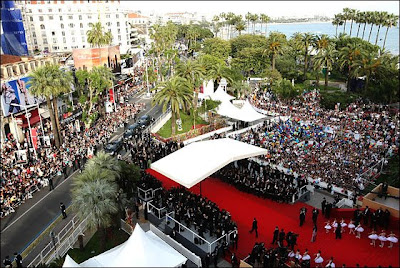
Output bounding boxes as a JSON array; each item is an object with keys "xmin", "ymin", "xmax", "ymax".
[
  {"xmin": 17, "ymin": 108, "xmax": 41, "ymax": 128},
  {"xmin": 151, "ymin": 138, "xmax": 267, "ymax": 188},
  {"xmin": 216, "ymin": 99, "xmax": 266, "ymax": 122},
  {"xmin": 209, "ymin": 86, "xmax": 235, "ymax": 102}
]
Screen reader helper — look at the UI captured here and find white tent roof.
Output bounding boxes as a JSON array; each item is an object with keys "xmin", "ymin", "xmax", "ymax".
[
  {"xmin": 151, "ymin": 138, "xmax": 268, "ymax": 188},
  {"xmin": 65, "ymin": 224, "xmax": 187, "ymax": 268},
  {"xmin": 216, "ymin": 99, "xmax": 266, "ymax": 122},
  {"xmin": 63, "ymin": 255, "xmax": 80, "ymax": 268},
  {"xmin": 240, "ymin": 99, "xmax": 267, "ymax": 121},
  {"xmin": 210, "ymin": 86, "xmax": 235, "ymax": 102}
]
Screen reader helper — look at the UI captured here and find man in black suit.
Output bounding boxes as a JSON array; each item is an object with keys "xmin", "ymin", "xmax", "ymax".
[
  {"xmin": 321, "ymin": 197, "xmax": 327, "ymax": 215},
  {"xmin": 60, "ymin": 202, "xmax": 67, "ymax": 219},
  {"xmin": 312, "ymin": 208, "xmax": 319, "ymax": 225},
  {"xmin": 271, "ymin": 226, "xmax": 279, "ymax": 245},
  {"xmin": 363, "ymin": 206, "xmax": 370, "ymax": 225},
  {"xmin": 278, "ymin": 229, "xmax": 285, "ymax": 247},
  {"xmin": 249, "ymin": 217, "xmax": 258, "ymax": 238},
  {"xmin": 299, "ymin": 208, "xmax": 306, "ymax": 226}
]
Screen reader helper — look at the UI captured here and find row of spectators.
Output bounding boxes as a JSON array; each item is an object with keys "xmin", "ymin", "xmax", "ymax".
[
  {"xmin": 215, "ymin": 159, "xmax": 306, "ymax": 203},
  {"xmin": 0, "ymin": 70, "xmax": 145, "ymax": 218},
  {"xmin": 241, "ymin": 89, "xmax": 399, "ymax": 192}
]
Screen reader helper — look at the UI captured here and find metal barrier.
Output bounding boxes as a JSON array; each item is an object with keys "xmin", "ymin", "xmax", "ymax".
[
  {"xmin": 120, "ymin": 219, "xmax": 134, "ymax": 235},
  {"xmin": 165, "ymin": 211, "xmax": 238, "ymax": 254},
  {"xmin": 28, "ymin": 215, "xmax": 89, "ymax": 267},
  {"xmin": 147, "ymin": 202, "xmax": 167, "ymax": 219},
  {"xmin": 143, "ymin": 107, "xmax": 172, "ymax": 135},
  {"xmin": 137, "ymin": 187, "xmax": 162, "ymax": 202}
]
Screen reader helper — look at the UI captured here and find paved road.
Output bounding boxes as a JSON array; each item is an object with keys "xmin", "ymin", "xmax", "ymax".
[{"xmin": 0, "ymin": 91, "xmax": 163, "ymax": 262}]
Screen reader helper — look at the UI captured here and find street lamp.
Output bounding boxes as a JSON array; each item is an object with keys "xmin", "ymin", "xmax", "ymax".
[{"xmin": 145, "ymin": 57, "xmax": 151, "ymax": 97}]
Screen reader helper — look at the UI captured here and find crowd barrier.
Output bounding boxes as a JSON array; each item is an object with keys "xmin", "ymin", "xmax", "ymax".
[{"xmin": 28, "ymin": 214, "xmax": 89, "ymax": 267}]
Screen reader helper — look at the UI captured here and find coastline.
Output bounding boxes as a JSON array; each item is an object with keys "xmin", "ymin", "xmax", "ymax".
[{"xmin": 268, "ymin": 21, "xmax": 332, "ymax": 25}]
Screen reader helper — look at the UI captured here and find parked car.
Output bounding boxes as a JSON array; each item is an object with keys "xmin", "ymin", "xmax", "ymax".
[
  {"xmin": 104, "ymin": 137, "xmax": 123, "ymax": 156},
  {"xmin": 138, "ymin": 114, "xmax": 151, "ymax": 128},
  {"xmin": 123, "ymin": 123, "xmax": 140, "ymax": 139}
]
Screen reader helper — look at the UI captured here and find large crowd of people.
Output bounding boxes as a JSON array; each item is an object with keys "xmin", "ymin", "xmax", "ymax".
[
  {"xmin": 214, "ymin": 159, "xmax": 306, "ymax": 203},
  {"xmin": 237, "ymin": 89, "xmax": 399, "ymax": 192},
  {"xmin": 1, "ymin": 71, "xmax": 145, "ymax": 218}
]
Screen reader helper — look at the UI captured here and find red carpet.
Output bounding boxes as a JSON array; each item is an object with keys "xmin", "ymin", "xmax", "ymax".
[{"xmin": 147, "ymin": 169, "xmax": 399, "ymax": 267}]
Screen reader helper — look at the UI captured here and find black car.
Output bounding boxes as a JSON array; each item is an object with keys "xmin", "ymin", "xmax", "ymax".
[
  {"xmin": 123, "ymin": 123, "xmax": 140, "ymax": 139},
  {"xmin": 104, "ymin": 137, "xmax": 123, "ymax": 156},
  {"xmin": 138, "ymin": 115, "xmax": 151, "ymax": 127}
]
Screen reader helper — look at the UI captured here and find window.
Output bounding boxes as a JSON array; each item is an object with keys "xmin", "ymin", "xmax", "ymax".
[
  {"xmin": 58, "ymin": 9, "xmax": 62, "ymax": 12},
  {"xmin": 82, "ymin": 37, "xmax": 85, "ymax": 42},
  {"xmin": 40, "ymin": 24, "xmax": 45, "ymax": 29},
  {"xmin": 80, "ymin": 30, "xmax": 84, "ymax": 35},
  {"xmin": 30, "ymin": 17, "xmax": 33, "ymax": 22},
  {"xmin": 64, "ymin": 47, "xmax": 67, "ymax": 50},
  {"xmin": 79, "ymin": 15, "xmax": 82, "ymax": 20},
  {"xmin": 39, "ymin": 16, "xmax": 44, "ymax": 21},
  {"xmin": 68, "ymin": 15, "xmax": 73, "ymax": 20},
  {"xmin": 62, "ymin": 31, "xmax": 65, "ymax": 36},
  {"xmin": 34, "ymin": 39, "xmax": 37, "ymax": 45},
  {"xmin": 52, "ymin": 38, "xmax": 57, "ymax": 43},
  {"xmin": 87, "ymin": 15, "xmax": 92, "ymax": 19},
  {"xmin": 49, "ymin": 15, "xmax": 53, "ymax": 20},
  {"xmin": 61, "ymin": 23, "xmax": 64, "ymax": 29},
  {"xmin": 72, "ymin": 37, "xmax": 75, "ymax": 42},
  {"xmin": 28, "ymin": 9, "xmax": 32, "ymax": 13},
  {"xmin": 63, "ymin": 37, "xmax": 66, "ymax": 43},
  {"xmin": 116, "ymin": 14, "xmax": 119, "ymax": 18},
  {"xmin": 51, "ymin": 31, "xmax": 55, "ymax": 36},
  {"xmin": 106, "ymin": 22, "xmax": 111, "ymax": 26},
  {"xmin": 43, "ymin": 39, "xmax": 48, "ymax": 45},
  {"xmin": 32, "ymin": 32, "xmax": 36, "ymax": 37},
  {"xmin": 80, "ymin": 23, "xmax": 83, "ymax": 28},
  {"xmin": 106, "ymin": 14, "xmax": 110, "ymax": 18},
  {"xmin": 69, "ymin": 23, "xmax": 74, "ymax": 28},
  {"xmin": 117, "ymin": 22, "xmax": 120, "ymax": 27},
  {"xmin": 117, "ymin": 29, "xmax": 120, "ymax": 34},
  {"xmin": 59, "ymin": 16, "xmax": 63, "ymax": 21},
  {"xmin": 118, "ymin": 35, "xmax": 121, "ymax": 41},
  {"xmin": 71, "ymin": 30, "xmax": 75, "ymax": 35},
  {"xmin": 38, "ymin": 9, "xmax": 42, "ymax": 12},
  {"xmin": 48, "ymin": 8, "xmax": 52, "ymax": 12}
]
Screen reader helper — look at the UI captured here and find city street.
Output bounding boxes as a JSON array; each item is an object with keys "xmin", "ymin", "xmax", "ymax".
[{"xmin": 0, "ymin": 89, "xmax": 163, "ymax": 263}]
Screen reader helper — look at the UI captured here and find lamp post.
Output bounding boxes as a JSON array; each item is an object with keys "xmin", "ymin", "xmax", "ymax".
[{"xmin": 145, "ymin": 57, "xmax": 150, "ymax": 97}]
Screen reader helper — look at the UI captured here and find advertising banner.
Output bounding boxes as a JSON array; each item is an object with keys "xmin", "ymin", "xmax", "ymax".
[{"xmin": 109, "ymin": 88, "xmax": 114, "ymax": 103}]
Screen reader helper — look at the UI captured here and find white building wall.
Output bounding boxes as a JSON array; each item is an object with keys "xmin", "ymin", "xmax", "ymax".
[{"xmin": 15, "ymin": 1, "xmax": 131, "ymax": 54}]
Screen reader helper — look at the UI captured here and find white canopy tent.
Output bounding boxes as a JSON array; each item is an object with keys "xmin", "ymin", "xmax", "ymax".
[
  {"xmin": 215, "ymin": 99, "xmax": 266, "ymax": 122},
  {"xmin": 198, "ymin": 80, "xmax": 214, "ymax": 100},
  {"xmin": 151, "ymin": 138, "xmax": 268, "ymax": 188},
  {"xmin": 63, "ymin": 224, "xmax": 187, "ymax": 267},
  {"xmin": 209, "ymin": 86, "xmax": 236, "ymax": 102}
]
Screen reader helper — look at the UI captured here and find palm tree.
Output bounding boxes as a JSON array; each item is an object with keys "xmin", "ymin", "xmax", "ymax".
[
  {"xmin": 267, "ymin": 34, "xmax": 284, "ymax": 70},
  {"xmin": 367, "ymin": 11, "xmax": 377, "ymax": 42},
  {"xmin": 72, "ymin": 172, "xmax": 119, "ymax": 251},
  {"xmin": 235, "ymin": 20, "xmax": 246, "ymax": 35},
  {"xmin": 245, "ymin": 12, "xmax": 252, "ymax": 34},
  {"xmin": 332, "ymin": 14, "xmax": 344, "ymax": 37},
  {"xmin": 260, "ymin": 14, "xmax": 270, "ymax": 36},
  {"xmin": 250, "ymin": 14, "xmax": 259, "ymax": 34},
  {"xmin": 87, "ymin": 21, "xmax": 113, "ymax": 65},
  {"xmin": 207, "ymin": 62, "xmax": 234, "ymax": 91},
  {"xmin": 375, "ymin": 11, "xmax": 388, "ymax": 45},
  {"xmin": 342, "ymin": 8, "xmax": 352, "ymax": 33},
  {"xmin": 152, "ymin": 76, "xmax": 193, "ymax": 136},
  {"xmin": 338, "ymin": 42, "xmax": 363, "ymax": 91},
  {"xmin": 351, "ymin": 52, "xmax": 383, "ymax": 91},
  {"xmin": 314, "ymin": 45, "xmax": 337, "ymax": 89},
  {"xmin": 301, "ymin": 33, "xmax": 316, "ymax": 80},
  {"xmin": 175, "ymin": 59, "xmax": 205, "ymax": 120},
  {"xmin": 28, "ymin": 64, "xmax": 72, "ymax": 148},
  {"xmin": 383, "ymin": 13, "xmax": 399, "ymax": 49},
  {"xmin": 84, "ymin": 151, "xmax": 121, "ymax": 179},
  {"xmin": 348, "ymin": 9, "xmax": 357, "ymax": 36},
  {"xmin": 355, "ymin": 11, "xmax": 365, "ymax": 38},
  {"xmin": 212, "ymin": 15, "xmax": 220, "ymax": 37},
  {"xmin": 361, "ymin": 11, "xmax": 370, "ymax": 40}
]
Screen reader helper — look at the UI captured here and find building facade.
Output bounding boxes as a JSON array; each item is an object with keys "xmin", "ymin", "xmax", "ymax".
[{"xmin": 14, "ymin": 0, "xmax": 131, "ymax": 55}]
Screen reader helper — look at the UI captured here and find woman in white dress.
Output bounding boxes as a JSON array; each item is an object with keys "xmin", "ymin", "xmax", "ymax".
[
  {"xmin": 368, "ymin": 230, "xmax": 378, "ymax": 247},
  {"xmin": 331, "ymin": 219, "xmax": 338, "ymax": 233},
  {"xmin": 348, "ymin": 220, "xmax": 356, "ymax": 235},
  {"xmin": 325, "ymin": 257, "xmax": 335, "ymax": 267},
  {"xmin": 294, "ymin": 249, "xmax": 302, "ymax": 264},
  {"xmin": 340, "ymin": 219, "xmax": 347, "ymax": 233},
  {"xmin": 314, "ymin": 250, "xmax": 324, "ymax": 267},
  {"xmin": 355, "ymin": 224, "xmax": 364, "ymax": 239},
  {"xmin": 324, "ymin": 221, "xmax": 332, "ymax": 233},
  {"xmin": 387, "ymin": 231, "xmax": 398, "ymax": 249},
  {"xmin": 288, "ymin": 249, "xmax": 295, "ymax": 259},
  {"xmin": 302, "ymin": 250, "xmax": 311, "ymax": 261},
  {"xmin": 378, "ymin": 230, "xmax": 387, "ymax": 248}
]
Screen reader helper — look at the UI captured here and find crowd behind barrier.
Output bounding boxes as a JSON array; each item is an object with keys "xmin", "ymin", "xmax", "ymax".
[
  {"xmin": 239, "ymin": 89, "xmax": 399, "ymax": 194},
  {"xmin": 0, "ymin": 68, "xmax": 146, "ymax": 218}
]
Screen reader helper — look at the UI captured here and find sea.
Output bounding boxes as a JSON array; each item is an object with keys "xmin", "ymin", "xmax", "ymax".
[{"xmin": 244, "ymin": 22, "xmax": 399, "ymax": 55}]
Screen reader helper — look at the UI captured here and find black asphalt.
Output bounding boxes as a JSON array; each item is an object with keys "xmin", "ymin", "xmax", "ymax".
[{"xmin": 1, "ymin": 91, "xmax": 163, "ymax": 263}]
